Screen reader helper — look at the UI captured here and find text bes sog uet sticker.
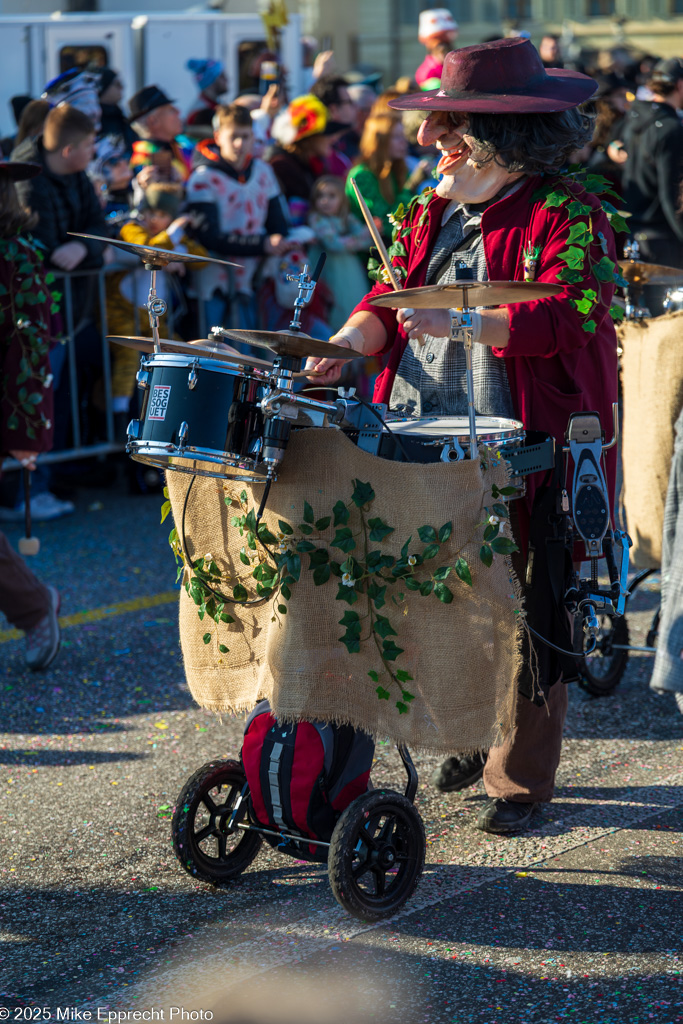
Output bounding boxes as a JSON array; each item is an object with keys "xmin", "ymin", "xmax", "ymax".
[{"xmin": 148, "ymin": 384, "xmax": 171, "ymax": 421}]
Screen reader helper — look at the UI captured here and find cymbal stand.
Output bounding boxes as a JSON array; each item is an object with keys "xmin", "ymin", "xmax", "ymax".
[
  {"xmin": 453, "ymin": 267, "xmax": 478, "ymax": 461},
  {"xmin": 145, "ymin": 262, "xmax": 167, "ymax": 354}
]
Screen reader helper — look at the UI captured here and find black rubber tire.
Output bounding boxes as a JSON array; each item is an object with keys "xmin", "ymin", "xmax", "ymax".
[
  {"xmin": 328, "ymin": 789, "xmax": 425, "ymax": 921},
  {"xmin": 172, "ymin": 759, "xmax": 262, "ymax": 885},
  {"xmin": 576, "ymin": 611, "xmax": 630, "ymax": 697}
]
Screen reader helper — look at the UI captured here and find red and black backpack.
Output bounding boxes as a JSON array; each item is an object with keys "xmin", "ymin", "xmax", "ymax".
[{"xmin": 241, "ymin": 700, "xmax": 375, "ymax": 861}]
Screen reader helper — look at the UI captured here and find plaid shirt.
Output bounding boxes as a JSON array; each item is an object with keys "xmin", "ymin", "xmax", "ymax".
[{"xmin": 391, "ymin": 193, "xmax": 517, "ymax": 420}]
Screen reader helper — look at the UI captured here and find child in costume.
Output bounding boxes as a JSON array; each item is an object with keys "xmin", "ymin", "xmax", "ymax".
[{"xmin": 307, "ymin": 175, "xmax": 371, "ymax": 333}]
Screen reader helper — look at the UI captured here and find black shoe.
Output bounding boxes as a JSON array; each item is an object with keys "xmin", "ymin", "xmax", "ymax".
[
  {"xmin": 430, "ymin": 751, "xmax": 488, "ymax": 793},
  {"xmin": 476, "ymin": 798, "xmax": 537, "ymax": 834}
]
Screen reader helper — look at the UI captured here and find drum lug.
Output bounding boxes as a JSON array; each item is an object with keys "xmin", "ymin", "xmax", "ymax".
[
  {"xmin": 178, "ymin": 421, "xmax": 189, "ymax": 448},
  {"xmin": 135, "ymin": 369, "xmax": 150, "ymax": 391},
  {"xmin": 187, "ymin": 367, "xmax": 199, "ymax": 390},
  {"xmin": 441, "ymin": 437, "xmax": 466, "ymax": 462},
  {"xmin": 127, "ymin": 418, "xmax": 141, "ymax": 440}
]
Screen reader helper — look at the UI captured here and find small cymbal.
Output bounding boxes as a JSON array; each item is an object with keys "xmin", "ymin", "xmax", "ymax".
[
  {"xmin": 619, "ymin": 259, "xmax": 683, "ymax": 287},
  {"xmin": 107, "ymin": 336, "xmax": 274, "ymax": 371},
  {"xmin": 370, "ymin": 281, "xmax": 563, "ymax": 309},
  {"xmin": 69, "ymin": 232, "xmax": 241, "ymax": 269},
  {"xmin": 220, "ymin": 329, "xmax": 357, "ymax": 360}
]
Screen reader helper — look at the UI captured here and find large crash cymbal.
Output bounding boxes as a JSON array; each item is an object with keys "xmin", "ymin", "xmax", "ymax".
[
  {"xmin": 69, "ymin": 232, "xmax": 241, "ymax": 269},
  {"xmin": 219, "ymin": 329, "xmax": 357, "ymax": 360},
  {"xmin": 618, "ymin": 259, "xmax": 683, "ymax": 287},
  {"xmin": 107, "ymin": 336, "xmax": 274, "ymax": 371},
  {"xmin": 370, "ymin": 281, "xmax": 563, "ymax": 309}
]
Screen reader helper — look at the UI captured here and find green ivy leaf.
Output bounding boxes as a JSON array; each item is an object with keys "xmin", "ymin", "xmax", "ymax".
[
  {"xmin": 422, "ymin": 542, "xmax": 441, "ymax": 561},
  {"xmin": 313, "ymin": 563, "xmax": 331, "ymax": 586},
  {"xmin": 558, "ymin": 246, "xmax": 585, "ymax": 269},
  {"xmin": 218, "ymin": 644, "xmax": 229, "ymax": 654},
  {"xmin": 281, "ymin": 583, "xmax": 291, "ymax": 601},
  {"xmin": 382, "ymin": 639, "xmax": 404, "ymax": 661},
  {"xmin": 160, "ymin": 500, "xmax": 171, "ymax": 524},
  {"xmin": 203, "ymin": 633, "xmax": 211, "ymax": 645},
  {"xmin": 336, "ymin": 583, "xmax": 358, "ymax": 605},
  {"xmin": 479, "ymin": 544, "xmax": 493, "ymax": 567},
  {"xmin": 396, "ymin": 669, "xmax": 413, "ymax": 683},
  {"xmin": 239, "ymin": 547, "xmax": 250, "ymax": 566},
  {"xmin": 396, "ymin": 702, "xmax": 409, "ymax": 714},
  {"xmin": 298, "ymin": 523, "xmax": 314, "ymax": 535},
  {"xmin": 400, "ymin": 536, "xmax": 412, "ymax": 559},
  {"xmin": 403, "ymin": 576, "xmax": 420, "ymax": 591},
  {"xmin": 308, "ymin": 548, "xmax": 329, "ymax": 568},
  {"xmin": 233, "ymin": 584, "xmax": 248, "ymax": 602},
  {"xmin": 368, "ymin": 517, "xmax": 394, "ymax": 542},
  {"xmin": 376, "ymin": 686, "xmax": 391, "ymax": 700},
  {"xmin": 367, "ymin": 582, "xmax": 387, "ymax": 608},
  {"xmin": 339, "ymin": 610, "xmax": 360, "ymax": 627},
  {"xmin": 351, "ymin": 479, "xmax": 375, "ymax": 507},
  {"xmin": 542, "ymin": 190, "xmax": 569, "ymax": 208},
  {"xmin": 401, "ymin": 690, "xmax": 415, "ymax": 703},
  {"xmin": 333, "ymin": 500, "xmax": 350, "ymax": 526},
  {"xmin": 566, "ymin": 222, "xmax": 592, "ymax": 246},
  {"xmin": 277, "ymin": 604, "xmax": 288, "ymax": 615},
  {"xmin": 419, "ymin": 580, "xmax": 434, "ymax": 596},
  {"xmin": 438, "ymin": 522, "xmax": 452, "ymax": 543},
  {"xmin": 454, "ymin": 557, "xmax": 472, "ymax": 587},
  {"xmin": 490, "ymin": 536, "xmax": 519, "ymax": 554},
  {"xmin": 296, "ymin": 540, "xmax": 315, "ymax": 553},
  {"xmin": 245, "ymin": 510, "xmax": 257, "ymax": 533},
  {"xmin": 594, "ymin": 255, "xmax": 616, "ymax": 282},
  {"xmin": 609, "ymin": 303, "xmax": 625, "ymax": 323},
  {"xmin": 572, "ymin": 296, "xmax": 595, "ymax": 315},
  {"xmin": 374, "ymin": 615, "xmax": 398, "ymax": 639},
  {"xmin": 556, "ymin": 267, "xmax": 584, "ymax": 284},
  {"xmin": 285, "ymin": 553, "xmax": 301, "ymax": 582},
  {"xmin": 582, "ymin": 320, "xmax": 597, "ymax": 334},
  {"xmin": 607, "ymin": 211, "xmax": 629, "ymax": 234},
  {"xmin": 433, "ymin": 566, "xmax": 451, "ymax": 581},
  {"xmin": 303, "ymin": 500, "xmax": 314, "ymax": 524},
  {"xmin": 331, "ymin": 527, "xmax": 356, "ymax": 553},
  {"xmin": 278, "ymin": 519, "xmax": 293, "ymax": 535},
  {"xmin": 368, "ymin": 669, "xmax": 380, "ymax": 682},
  {"xmin": 315, "ymin": 516, "xmax": 331, "ymax": 532},
  {"xmin": 566, "ymin": 200, "xmax": 592, "ymax": 219},
  {"xmin": 434, "ymin": 582, "xmax": 453, "ymax": 603},
  {"xmin": 417, "ymin": 525, "xmax": 437, "ymax": 544}
]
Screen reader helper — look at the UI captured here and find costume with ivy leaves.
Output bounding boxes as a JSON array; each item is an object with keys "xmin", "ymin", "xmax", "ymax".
[{"xmin": 352, "ymin": 173, "xmax": 619, "ymax": 552}]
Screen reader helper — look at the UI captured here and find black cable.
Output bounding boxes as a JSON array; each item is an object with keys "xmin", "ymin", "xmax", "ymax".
[
  {"xmin": 525, "ymin": 620, "xmax": 597, "ymax": 659},
  {"xmin": 181, "ymin": 474, "xmax": 269, "ymax": 607}
]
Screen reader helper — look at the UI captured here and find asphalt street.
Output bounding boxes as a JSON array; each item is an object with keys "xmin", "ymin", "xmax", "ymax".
[{"xmin": 0, "ymin": 471, "xmax": 681, "ymax": 1023}]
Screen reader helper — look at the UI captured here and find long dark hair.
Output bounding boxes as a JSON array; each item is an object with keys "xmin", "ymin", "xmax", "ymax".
[
  {"xmin": 0, "ymin": 175, "xmax": 37, "ymax": 238},
  {"xmin": 459, "ymin": 107, "xmax": 594, "ymax": 175}
]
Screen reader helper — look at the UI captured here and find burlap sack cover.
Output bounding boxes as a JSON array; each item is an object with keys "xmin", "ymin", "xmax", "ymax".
[
  {"xmin": 620, "ymin": 312, "xmax": 683, "ymax": 569},
  {"xmin": 166, "ymin": 428, "xmax": 521, "ymax": 753}
]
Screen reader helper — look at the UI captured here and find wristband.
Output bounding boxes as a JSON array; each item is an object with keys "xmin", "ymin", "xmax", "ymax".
[
  {"xmin": 331, "ymin": 326, "xmax": 364, "ymax": 352},
  {"xmin": 449, "ymin": 308, "xmax": 482, "ymax": 344}
]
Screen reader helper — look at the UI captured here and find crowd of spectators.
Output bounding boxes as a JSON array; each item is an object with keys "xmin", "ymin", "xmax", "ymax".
[{"xmin": 3, "ymin": 25, "xmax": 683, "ymax": 531}]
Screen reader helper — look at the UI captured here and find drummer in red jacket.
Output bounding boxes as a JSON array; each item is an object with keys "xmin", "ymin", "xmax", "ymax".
[{"xmin": 307, "ymin": 38, "xmax": 619, "ymax": 835}]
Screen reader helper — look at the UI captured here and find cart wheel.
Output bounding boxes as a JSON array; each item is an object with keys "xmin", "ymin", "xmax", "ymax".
[
  {"xmin": 172, "ymin": 759, "xmax": 262, "ymax": 885},
  {"xmin": 576, "ymin": 611, "xmax": 630, "ymax": 697},
  {"xmin": 328, "ymin": 789, "xmax": 425, "ymax": 921}
]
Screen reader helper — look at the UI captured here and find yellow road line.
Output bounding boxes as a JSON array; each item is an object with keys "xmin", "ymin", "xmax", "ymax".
[{"xmin": 0, "ymin": 590, "xmax": 178, "ymax": 644}]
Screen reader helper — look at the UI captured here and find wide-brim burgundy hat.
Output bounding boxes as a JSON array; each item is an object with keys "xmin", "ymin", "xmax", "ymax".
[
  {"xmin": 0, "ymin": 160, "xmax": 42, "ymax": 181},
  {"xmin": 389, "ymin": 37, "xmax": 597, "ymax": 114}
]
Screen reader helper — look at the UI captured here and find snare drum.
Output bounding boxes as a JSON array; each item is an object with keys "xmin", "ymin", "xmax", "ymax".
[
  {"xmin": 127, "ymin": 353, "xmax": 273, "ymax": 481},
  {"xmin": 375, "ymin": 416, "xmax": 527, "ymax": 493}
]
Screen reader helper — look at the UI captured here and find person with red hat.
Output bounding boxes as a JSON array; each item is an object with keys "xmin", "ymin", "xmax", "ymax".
[
  {"xmin": 306, "ymin": 38, "xmax": 620, "ymax": 835},
  {"xmin": 415, "ymin": 8, "xmax": 459, "ymax": 91}
]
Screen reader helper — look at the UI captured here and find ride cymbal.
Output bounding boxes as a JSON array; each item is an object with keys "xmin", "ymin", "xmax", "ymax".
[
  {"xmin": 69, "ymin": 232, "xmax": 242, "ymax": 269},
  {"xmin": 618, "ymin": 260, "xmax": 683, "ymax": 287},
  {"xmin": 219, "ymin": 329, "xmax": 357, "ymax": 360},
  {"xmin": 370, "ymin": 281, "xmax": 563, "ymax": 309}
]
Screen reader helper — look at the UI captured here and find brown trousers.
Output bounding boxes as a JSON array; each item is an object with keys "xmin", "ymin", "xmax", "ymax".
[
  {"xmin": 0, "ymin": 530, "xmax": 51, "ymax": 632},
  {"xmin": 483, "ymin": 679, "xmax": 568, "ymax": 803}
]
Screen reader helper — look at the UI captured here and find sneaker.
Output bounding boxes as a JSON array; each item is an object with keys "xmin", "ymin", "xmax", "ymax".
[
  {"xmin": 430, "ymin": 751, "xmax": 488, "ymax": 793},
  {"xmin": 17, "ymin": 492, "xmax": 75, "ymax": 521},
  {"xmin": 25, "ymin": 586, "xmax": 61, "ymax": 671},
  {"xmin": 476, "ymin": 798, "xmax": 537, "ymax": 835}
]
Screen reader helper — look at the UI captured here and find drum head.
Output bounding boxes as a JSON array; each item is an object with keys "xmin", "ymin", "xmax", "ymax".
[{"xmin": 387, "ymin": 416, "xmax": 524, "ymax": 443}]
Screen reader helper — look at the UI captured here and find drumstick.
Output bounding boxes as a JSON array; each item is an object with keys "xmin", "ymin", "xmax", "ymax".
[{"xmin": 349, "ymin": 178, "xmax": 425, "ymax": 346}]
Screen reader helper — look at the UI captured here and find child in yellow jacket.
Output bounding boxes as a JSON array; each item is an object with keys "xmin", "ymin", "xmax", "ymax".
[{"xmin": 106, "ymin": 183, "xmax": 207, "ymax": 413}]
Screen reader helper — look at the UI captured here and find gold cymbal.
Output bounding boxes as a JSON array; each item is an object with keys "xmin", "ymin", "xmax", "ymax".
[
  {"xmin": 619, "ymin": 259, "xmax": 683, "ymax": 287},
  {"xmin": 69, "ymin": 232, "xmax": 241, "ymax": 269},
  {"xmin": 220, "ymin": 329, "xmax": 357, "ymax": 360},
  {"xmin": 106, "ymin": 336, "xmax": 274, "ymax": 371},
  {"xmin": 370, "ymin": 281, "xmax": 563, "ymax": 309}
]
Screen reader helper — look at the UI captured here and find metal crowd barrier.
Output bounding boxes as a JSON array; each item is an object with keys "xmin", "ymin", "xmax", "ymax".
[{"xmin": 3, "ymin": 260, "xmax": 224, "ymax": 472}]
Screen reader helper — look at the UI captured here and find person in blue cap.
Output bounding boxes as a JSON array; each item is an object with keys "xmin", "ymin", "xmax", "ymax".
[{"xmin": 186, "ymin": 60, "xmax": 229, "ymax": 128}]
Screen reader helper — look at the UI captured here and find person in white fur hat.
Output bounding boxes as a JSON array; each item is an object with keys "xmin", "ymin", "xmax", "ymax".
[{"xmin": 415, "ymin": 8, "xmax": 459, "ymax": 90}]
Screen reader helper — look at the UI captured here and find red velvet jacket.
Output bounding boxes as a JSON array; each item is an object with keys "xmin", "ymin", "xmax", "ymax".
[{"xmin": 352, "ymin": 174, "xmax": 619, "ymax": 533}]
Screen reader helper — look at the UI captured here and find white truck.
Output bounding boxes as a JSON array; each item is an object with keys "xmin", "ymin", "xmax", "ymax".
[{"xmin": 0, "ymin": 10, "xmax": 304, "ymax": 137}]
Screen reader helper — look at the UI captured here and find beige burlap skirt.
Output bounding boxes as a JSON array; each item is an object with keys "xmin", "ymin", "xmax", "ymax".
[
  {"xmin": 166, "ymin": 428, "xmax": 522, "ymax": 753},
  {"xmin": 619, "ymin": 312, "xmax": 683, "ymax": 569}
]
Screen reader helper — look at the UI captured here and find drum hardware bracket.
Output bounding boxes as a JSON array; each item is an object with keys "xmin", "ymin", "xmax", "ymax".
[
  {"xmin": 145, "ymin": 265, "xmax": 167, "ymax": 353},
  {"xmin": 187, "ymin": 364, "xmax": 199, "ymax": 390},
  {"xmin": 440, "ymin": 437, "xmax": 466, "ymax": 462},
  {"xmin": 288, "ymin": 253, "xmax": 326, "ymax": 333},
  {"xmin": 178, "ymin": 421, "xmax": 189, "ymax": 449},
  {"xmin": 135, "ymin": 368, "xmax": 150, "ymax": 391}
]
